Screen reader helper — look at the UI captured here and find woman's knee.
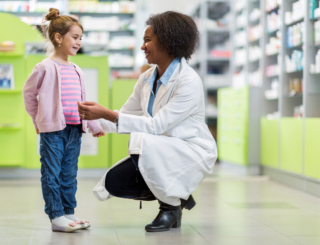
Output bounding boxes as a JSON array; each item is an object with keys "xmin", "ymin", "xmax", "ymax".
[{"xmin": 105, "ymin": 171, "xmax": 121, "ymax": 197}]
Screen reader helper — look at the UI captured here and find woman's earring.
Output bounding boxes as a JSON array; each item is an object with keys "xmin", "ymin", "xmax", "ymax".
[{"xmin": 59, "ymin": 44, "xmax": 61, "ymax": 47}]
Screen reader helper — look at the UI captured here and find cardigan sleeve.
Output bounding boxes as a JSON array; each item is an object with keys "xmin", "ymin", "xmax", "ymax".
[{"xmin": 22, "ymin": 64, "xmax": 44, "ymax": 130}]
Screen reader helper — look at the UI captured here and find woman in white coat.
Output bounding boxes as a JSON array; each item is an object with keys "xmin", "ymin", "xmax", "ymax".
[{"xmin": 78, "ymin": 11, "xmax": 218, "ymax": 232}]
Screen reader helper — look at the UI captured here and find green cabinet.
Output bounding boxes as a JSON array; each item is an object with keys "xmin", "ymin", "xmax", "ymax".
[
  {"xmin": 260, "ymin": 118, "xmax": 279, "ymax": 168},
  {"xmin": 217, "ymin": 86, "xmax": 249, "ymax": 166},
  {"xmin": 0, "ymin": 56, "xmax": 26, "ymax": 167},
  {"xmin": 0, "ymin": 12, "xmax": 42, "ymax": 168},
  {"xmin": 304, "ymin": 119, "xmax": 320, "ymax": 179},
  {"xmin": 110, "ymin": 80, "xmax": 136, "ymax": 164},
  {"xmin": 280, "ymin": 118, "xmax": 303, "ymax": 174}
]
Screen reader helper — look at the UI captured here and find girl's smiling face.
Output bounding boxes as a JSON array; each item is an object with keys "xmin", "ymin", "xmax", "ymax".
[{"xmin": 57, "ymin": 25, "xmax": 82, "ymax": 56}]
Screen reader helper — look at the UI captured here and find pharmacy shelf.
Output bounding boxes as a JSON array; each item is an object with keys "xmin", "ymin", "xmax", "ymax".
[
  {"xmin": 83, "ymin": 30, "xmax": 134, "ymax": 33},
  {"xmin": 285, "ymin": 17, "xmax": 304, "ymax": 26},
  {"xmin": 218, "ymin": 0, "xmax": 264, "ymax": 172},
  {"xmin": 188, "ymin": 0, "xmax": 231, "ymax": 143},
  {"xmin": 207, "ymin": 27, "xmax": 230, "ymax": 33},
  {"xmin": 70, "ymin": 12, "xmax": 134, "ymax": 17},
  {"xmin": 0, "ymin": 12, "xmax": 46, "ymax": 16},
  {"xmin": 258, "ymin": 0, "xmax": 320, "ymax": 191}
]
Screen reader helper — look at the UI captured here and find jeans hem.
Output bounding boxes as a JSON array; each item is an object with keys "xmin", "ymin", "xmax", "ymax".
[
  {"xmin": 49, "ymin": 210, "xmax": 65, "ymax": 220},
  {"xmin": 64, "ymin": 208, "xmax": 74, "ymax": 215}
]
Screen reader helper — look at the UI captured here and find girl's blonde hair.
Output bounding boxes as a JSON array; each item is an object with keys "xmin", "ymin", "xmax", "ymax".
[{"xmin": 42, "ymin": 8, "xmax": 83, "ymax": 56}]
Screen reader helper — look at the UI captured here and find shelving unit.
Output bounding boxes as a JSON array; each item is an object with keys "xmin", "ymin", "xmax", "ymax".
[
  {"xmin": 69, "ymin": 0, "xmax": 136, "ymax": 71},
  {"xmin": 215, "ymin": 0, "xmax": 263, "ymax": 174},
  {"xmin": 260, "ymin": 0, "xmax": 320, "ymax": 197},
  {"xmin": 0, "ymin": 0, "xmax": 137, "ymax": 72},
  {"xmin": 189, "ymin": 0, "xmax": 231, "ymax": 141}
]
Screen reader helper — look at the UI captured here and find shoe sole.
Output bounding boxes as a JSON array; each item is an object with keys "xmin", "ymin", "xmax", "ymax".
[
  {"xmin": 52, "ymin": 224, "xmax": 83, "ymax": 233},
  {"xmin": 81, "ymin": 224, "xmax": 91, "ymax": 229},
  {"xmin": 145, "ymin": 227, "xmax": 172, "ymax": 232}
]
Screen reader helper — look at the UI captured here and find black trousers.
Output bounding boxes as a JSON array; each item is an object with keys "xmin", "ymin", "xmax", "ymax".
[{"xmin": 105, "ymin": 155, "xmax": 150, "ymax": 199}]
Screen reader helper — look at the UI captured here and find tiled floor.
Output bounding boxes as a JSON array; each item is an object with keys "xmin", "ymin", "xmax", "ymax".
[{"xmin": 2, "ymin": 165, "xmax": 320, "ymax": 244}]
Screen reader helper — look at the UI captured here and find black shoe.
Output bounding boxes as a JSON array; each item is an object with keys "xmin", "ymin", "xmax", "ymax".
[
  {"xmin": 145, "ymin": 201, "xmax": 182, "ymax": 232},
  {"xmin": 181, "ymin": 195, "xmax": 196, "ymax": 210}
]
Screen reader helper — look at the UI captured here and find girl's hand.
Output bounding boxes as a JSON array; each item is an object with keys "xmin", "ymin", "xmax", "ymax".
[
  {"xmin": 93, "ymin": 130, "xmax": 105, "ymax": 138},
  {"xmin": 36, "ymin": 129, "xmax": 40, "ymax": 134}
]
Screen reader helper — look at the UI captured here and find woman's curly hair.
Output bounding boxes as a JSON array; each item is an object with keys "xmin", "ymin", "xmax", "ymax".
[{"xmin": 146, "ymin": 11, "xmax": 199, "ymax": 61}]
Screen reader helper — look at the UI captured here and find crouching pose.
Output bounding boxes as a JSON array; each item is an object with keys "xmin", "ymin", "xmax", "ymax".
[{"xmin": 79, "ymin": 11, "xmax": 217, "ymax": 232}]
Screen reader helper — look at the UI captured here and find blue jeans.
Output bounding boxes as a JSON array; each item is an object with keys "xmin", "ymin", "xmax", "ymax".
[{"xmin": 40, "ymin": 124, "xmax": 82, "ymax": 220}]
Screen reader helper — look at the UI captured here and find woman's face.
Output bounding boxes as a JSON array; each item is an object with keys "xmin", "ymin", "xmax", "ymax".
[{"xmin": 141, "ymin": 25, "xmax": 168, "ymax": 65}]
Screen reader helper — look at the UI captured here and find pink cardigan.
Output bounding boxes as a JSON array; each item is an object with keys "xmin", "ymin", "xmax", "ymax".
[{"xmin": 23, "ymin": 58, "xmax": 102, "ymax": 134}]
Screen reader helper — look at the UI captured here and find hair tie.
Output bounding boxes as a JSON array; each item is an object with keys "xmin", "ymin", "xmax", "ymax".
[{"xmin": 56, "ymin": 15, "xmax": 60, "ymax": 18}]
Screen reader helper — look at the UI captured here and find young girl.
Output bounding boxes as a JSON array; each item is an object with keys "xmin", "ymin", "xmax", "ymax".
[{"xmin": 23, "ymin": 8, "xmax": 105, "ymax": 232}]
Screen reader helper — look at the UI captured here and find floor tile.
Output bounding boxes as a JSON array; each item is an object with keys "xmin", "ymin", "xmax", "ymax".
[
  {"xmin": 271, "ymin": 225, "xmax": 320, "ymax": 236},
  {"xmin": 184, "ymin": 215, "xmax": 264, "ymax": 226},
  {"xmin": 119, "ymin": 236, "xmax": 211, "ymax": 245},
  {"xmin": 0, "ymin": 239, "xmax": 30, "ymax": 245},
  {"xmin": 289, "ymin": 236, "xmax": 320, "ymax": 245},
  {"xmin": 30, "ymin": 237, "xmax": 120, "ymax": 245},
  {"xmin": 191, "ymin": 225, "xmax": 283, "ymax": 237},
  {"xmin": 0, "ymin": 227, "xmax": 33, "ymax": 239},
  {"xmin": 204, "ymin": 236, "xmax": 299, "ymax": 245},
  {"xmin": 3, "ymin": 172, "xmax": 320, "ymax": 244},
  {"xmin": 115, "ymin": 225, "xmax": 200, "ymax": 238},
  {"xmin": 31, "ymin": 226, "xmax": 118, "ymax": 239}
]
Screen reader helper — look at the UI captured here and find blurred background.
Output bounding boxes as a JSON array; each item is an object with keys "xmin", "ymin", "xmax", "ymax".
[{"xmin": 1, "ymin": 0, "xmax": 320, "ymax": 199}]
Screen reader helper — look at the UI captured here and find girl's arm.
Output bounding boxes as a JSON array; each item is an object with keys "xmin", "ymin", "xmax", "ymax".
[
  {"xmin": 87, "ymin": 120, "xmax": 103, "ymax": 135},
  {"xmin": 22, "ymin": 65, "xmax": 43, "ymax": 130}
]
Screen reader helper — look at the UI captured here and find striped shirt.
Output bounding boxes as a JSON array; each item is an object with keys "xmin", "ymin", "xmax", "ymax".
[{"xmin": 60, "ymin": 63, "xmax": 82, "ymax": 125}]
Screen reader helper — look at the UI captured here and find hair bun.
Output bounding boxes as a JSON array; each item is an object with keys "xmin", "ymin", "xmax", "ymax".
[{"xmin": 45, "ymin": 8, "xmax": 60, "ymax": 21}]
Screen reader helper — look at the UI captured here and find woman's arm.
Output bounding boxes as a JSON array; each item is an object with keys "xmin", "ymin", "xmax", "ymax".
[
  {"xmin": 78, "ymin": 77, "xmax": 201, "ymax": 135},
  {"xmin": 78, "ymin": 76, "xmax": 144, "ymax": 126},
  {"xmin": 117, "ymin": 78, "xmax": 200, "ymax": 135}
]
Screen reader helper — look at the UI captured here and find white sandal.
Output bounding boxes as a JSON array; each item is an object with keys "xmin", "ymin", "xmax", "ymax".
[
  {"xmin": 75, "ymin": 219, "xmax": 91, "ymax": 229},
  {"xmin": 52, "ymin": 221, "xmax": 83, "ymax": 232}
]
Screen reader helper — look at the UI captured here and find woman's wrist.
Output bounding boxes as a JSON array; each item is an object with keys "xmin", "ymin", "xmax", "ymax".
[{"xmin": 103, "ymin": 108, "xmax": 119, "ymax": 122}]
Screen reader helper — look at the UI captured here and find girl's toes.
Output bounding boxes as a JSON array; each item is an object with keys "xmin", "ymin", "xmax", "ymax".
[{"xmin": 69, "ymin": 222, "xmax": 76, "ymax": 227}]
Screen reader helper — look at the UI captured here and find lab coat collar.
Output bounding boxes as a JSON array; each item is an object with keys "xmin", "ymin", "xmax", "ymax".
[
  {"xmin": 152, "ymin": 58, "xmax": 184, "ymax": 114},
  {"xmin": 143, "ymin": 57, "xmax": 180, "ymax": 91}
]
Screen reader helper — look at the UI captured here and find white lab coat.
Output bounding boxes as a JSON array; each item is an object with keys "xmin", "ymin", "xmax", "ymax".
[{"xmin": 93, "ymin": 58, "xmax": 217, "ymax": 206}]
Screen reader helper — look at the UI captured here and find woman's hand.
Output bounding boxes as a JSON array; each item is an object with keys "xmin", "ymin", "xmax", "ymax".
[
  {"xmin": 78, "ymin": 101, "xmax": 118, "ymax": 122},
  {"xmin": 78, "ymin": 101, "xmax": 107, "ymax": 120},
  {"xmin": 93, "ymin": 130, "xmax": 105, "ymax": 138}
]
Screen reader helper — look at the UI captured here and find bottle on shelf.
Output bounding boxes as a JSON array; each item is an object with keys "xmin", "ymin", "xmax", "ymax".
[
  {"xmin": 285, "ymin": 50, "xmax": 303, "ymax": 72},
  {"xmin": 287, "ymin": 22, "xmax": 304, "ymax": 48},
  {"xmin": 310, "ymin": 0, "xmax": 317, "ymax": 19},
  {"xmin": 266, "ymin": 32, "xmax": 281, "ymax": 55},
  {"xmin": 310, "ymin": 47, "xmax": 320, "ymax": 73}
]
